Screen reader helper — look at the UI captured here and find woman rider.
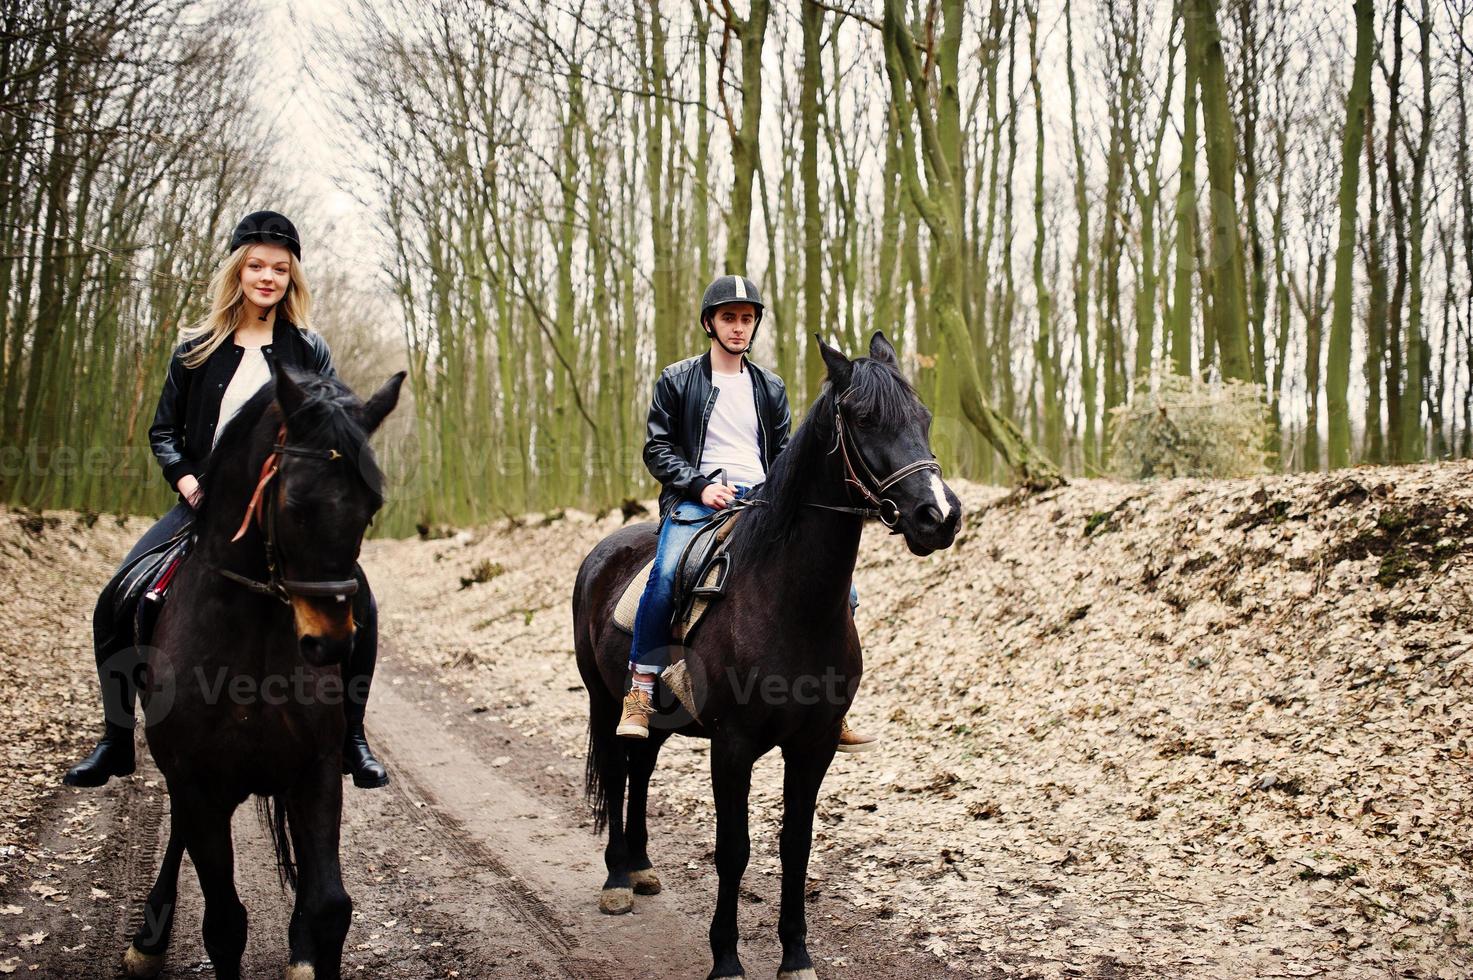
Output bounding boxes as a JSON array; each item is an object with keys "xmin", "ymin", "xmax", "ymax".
[{"xmin": 62, "ymin": 211, "xmax": 391, "ymax": 789}]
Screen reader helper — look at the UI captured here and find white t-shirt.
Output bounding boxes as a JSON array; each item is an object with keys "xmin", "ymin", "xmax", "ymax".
[
  {"xmin": 213, "ymin": 347, "xmax": 272, "ymax": 448},
  {"xmin": 699, "ymin": 366, "xmax": 765, "ymax": 488}
]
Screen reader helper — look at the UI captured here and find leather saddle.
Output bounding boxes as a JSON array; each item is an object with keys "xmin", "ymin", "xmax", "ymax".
[
  {"xmin": 112, "ymin": 530, "xmax": 192, "ymax": 649},
  {"xmin": 613, "ymin": 505, "xmax": 745, "ymax": 642}
]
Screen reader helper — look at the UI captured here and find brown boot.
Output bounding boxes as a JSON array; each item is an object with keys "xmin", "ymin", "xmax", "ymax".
[
  {"xmin": 617, "ymin": 689, "xmax": 653, "ymax": 739},
  {"xmin": 837, "ymin": 717, "xmax": 877, "ymax": 753}
]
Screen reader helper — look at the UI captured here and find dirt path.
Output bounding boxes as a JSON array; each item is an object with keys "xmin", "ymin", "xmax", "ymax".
[{"xmin": 0, "ymin": 641, "xmax": 964, "ymax": 979}]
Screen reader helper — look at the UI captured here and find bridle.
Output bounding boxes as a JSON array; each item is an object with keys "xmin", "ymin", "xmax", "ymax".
[
  {"xmin": 217, "ymin": 423, "xmax": 360, "ymax": 605},
  {"xmin": 806, "ymin": 388, "xmax": 942, "ymax": 530}
]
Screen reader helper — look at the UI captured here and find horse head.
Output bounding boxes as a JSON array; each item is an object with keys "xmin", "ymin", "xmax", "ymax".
[
  {"xmin": 816, "ymin": 331, "xmax": 962, "ymax": 556},
  {"xmin": 266, "ymin": 361, "xmax": 404, "ymax": 666}
]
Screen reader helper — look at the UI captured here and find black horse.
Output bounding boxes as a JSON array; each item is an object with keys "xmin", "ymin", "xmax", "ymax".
[
  {"xmin": 574, "ymin": 332, "xmax": 961, "ymax": 979},
  {"xmin": 121, "ymin": 361, "xmax": 403, "ymax": 980}
]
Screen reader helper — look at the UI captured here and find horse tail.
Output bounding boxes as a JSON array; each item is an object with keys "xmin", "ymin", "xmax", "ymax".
[
  {"xmin": 585, "ymin": 716, "xmax": 611, "ymax": 835},
  {"xmin": 258, "ymin": 795, "xmax": 298, "ymax": 890}
]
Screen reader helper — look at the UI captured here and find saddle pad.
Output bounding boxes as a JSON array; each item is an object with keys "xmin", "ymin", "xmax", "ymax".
[
  {"xmin": 613, "ymin": 559, "xmax": 655, "ymax": 633},
  {"xmin": 613, "ymin": 559, "xmax": 722, "ymax": 641}
]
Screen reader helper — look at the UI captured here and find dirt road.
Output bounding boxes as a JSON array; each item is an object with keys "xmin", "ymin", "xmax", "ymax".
[{"xmin": 1, "ymin": 643, "xmax": 963, "ymax": 979}]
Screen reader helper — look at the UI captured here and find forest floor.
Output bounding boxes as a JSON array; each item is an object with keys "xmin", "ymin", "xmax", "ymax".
[{"xmin": 1, "ymin": 463, "xmax": 1471, "ymax": 978}]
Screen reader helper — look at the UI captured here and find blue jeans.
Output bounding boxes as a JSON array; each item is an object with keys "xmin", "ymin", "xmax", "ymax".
[
  {"xmin": 629, "ymin": 487, "xmax": 858, "ymax": 673},
  {"xmin": 630, "ymin": 490, "xmax": 740, "ymax": 673}
]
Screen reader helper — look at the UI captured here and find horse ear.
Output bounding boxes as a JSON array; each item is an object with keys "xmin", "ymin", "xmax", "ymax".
[
  {"xmin": 869, "ymin": 330, "xmax": 898, "ymax": 365},
  {"xmin": 361, "ymin": 371, "xmax": 406, "ymax": 433},
  {"xmin": 814, "ymin": 333, "xmax": 852, "ymax": 391},
  {"xmin": 273, "ymin": 359, "xmax": 307, "ymax": 423}
]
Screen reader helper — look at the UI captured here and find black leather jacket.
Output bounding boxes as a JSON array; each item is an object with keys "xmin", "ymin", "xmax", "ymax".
[
  {"xmin": 644, "ymin": 351, "xmax": 791, "ymax": 520},
  {"xmin": 149, "ymin": 317, "xmax": 334, "ymax": 489}
]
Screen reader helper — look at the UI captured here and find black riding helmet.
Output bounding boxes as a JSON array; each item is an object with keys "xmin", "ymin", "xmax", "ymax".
[
  {"xmin": 700, "ymin": 275, "xmax": 764, "ymax": 356},
  {"xmin": 229, "ymin": 210, "xmax": 302, "ymax": 259}
]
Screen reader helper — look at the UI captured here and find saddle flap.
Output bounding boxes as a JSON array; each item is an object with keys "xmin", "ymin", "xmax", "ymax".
[
  {"xmin": 114, "ymin": 532, "xmax": 191, "ymax": 635},
  {"xmin": 673, "ymin": 508, "xmax": 740, "ymax": 599}
]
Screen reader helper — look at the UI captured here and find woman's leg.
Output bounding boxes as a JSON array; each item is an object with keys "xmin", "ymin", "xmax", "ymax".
[
  {"xmin": 341, "ymin": 568, "xmax": 388, "ymax": 788},
  {"xmin": 64, "ymin": 502, "xmax": 194, "ymax": 787}
]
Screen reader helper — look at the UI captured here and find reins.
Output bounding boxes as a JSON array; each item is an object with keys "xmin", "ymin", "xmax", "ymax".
[
  {"xmin": 214, "ymin": 422, "xmax": 359, "ymax": 605},
  {"xmin": 805, "ymin": 388, "xmax": 942, "ymax": 530}
]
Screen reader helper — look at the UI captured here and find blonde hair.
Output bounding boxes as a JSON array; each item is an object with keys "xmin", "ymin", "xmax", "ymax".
[{"xmin": 179, "ymin": 244, "xmax": 314, "ymax": 368}]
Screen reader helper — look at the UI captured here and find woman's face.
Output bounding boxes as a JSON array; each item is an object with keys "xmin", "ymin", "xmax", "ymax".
[{"xmin": 240, "ymin": 243, "xmax": 293, "ymax": 311}]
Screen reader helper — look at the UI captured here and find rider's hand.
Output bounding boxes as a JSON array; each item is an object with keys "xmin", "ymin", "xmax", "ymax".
[
  {"xmin": 177, "ymin": 474, "xmax": 203, "ymax": 509},
  {"xmin": 700, "ymin": 482, "xmax": 735, "ymax": 510}
]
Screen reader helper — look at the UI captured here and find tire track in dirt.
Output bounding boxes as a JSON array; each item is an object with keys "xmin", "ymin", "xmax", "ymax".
[{"xmin": 382, "ymin": 763, "xmax": 603, "ymax": 978}]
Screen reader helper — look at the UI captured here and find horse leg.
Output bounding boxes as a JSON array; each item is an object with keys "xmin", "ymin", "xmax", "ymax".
[
  {"xmin": 775, "ymin": 744, "xmax": 835, "ymax": 980},
  {"xmin": 625, "ymin": 733, "xmax": 664, "ymax": 896},
  {"xmin": 285, "ymin": 764, "xmax": 352, "ymax": 980},
  {"xmin": 182, "ymin": 801, "xmax": 248, "ymax": 980},
  {"xmin": 591, "ymin": 693, "xmax": 634, "ymax": 915},
  {"xmin": 707, "ymin": 736, "xmax": 755, "ymax": 980},
  {"xmin": 121, "ymin": 815, "xmax": 186, "ymax": 978}
]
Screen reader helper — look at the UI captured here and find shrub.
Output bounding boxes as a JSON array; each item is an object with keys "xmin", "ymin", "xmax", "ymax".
[{"xmin": 1107, "ymin": 370, "xmax": 1272, "ymax": 480}]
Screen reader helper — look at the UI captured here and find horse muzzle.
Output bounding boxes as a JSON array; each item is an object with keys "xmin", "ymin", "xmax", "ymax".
[
  {"xmin": 901, "ymin": 489, "xmax": 962, "ymax": 555},
  {"xmin": 291, "ymin": 595, "xmax": 356, "ymax": 667}
]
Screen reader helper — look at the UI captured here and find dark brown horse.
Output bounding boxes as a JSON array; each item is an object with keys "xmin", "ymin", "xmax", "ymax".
[
  {"xmin": 575, "ymin": 332, "xmax": 961, "ymax": 979},
  {"xmin": 122, "ymin": 361, "xmax": 402, "ymax": 980}
]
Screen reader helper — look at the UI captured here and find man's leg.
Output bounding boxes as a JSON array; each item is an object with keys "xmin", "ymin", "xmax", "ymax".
[
  {"xmin": 620, "ymin": 502, "xmax": 710, "ymax": 737},
  {"xmin": 838, "ymin": 582, "xmax": 878, "ymax": 753}
]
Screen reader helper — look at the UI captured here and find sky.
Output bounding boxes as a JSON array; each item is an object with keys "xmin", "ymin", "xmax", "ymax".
[{"xmin": 259, "ymin": 0, "xmax": 377, "ymax": 271}]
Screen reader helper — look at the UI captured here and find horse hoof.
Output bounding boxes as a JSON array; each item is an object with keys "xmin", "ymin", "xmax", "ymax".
[
  {"xmin": 285, "ymin": 963, "xmax": 316, "ymax": 980},
  {"xmin": 629, "ymin": 867, "xmax": 662, "ymax": 895},
  {"xmin": 122, "ymin": 945, "xmax": 164, "ymax": 979},
  {"xmin": 777, "ymin": 970, "xmax": 818, "ymax": 980},
  {"xmin": 598, "ymin": 886, "xmax": 633, "ymax": 915}
]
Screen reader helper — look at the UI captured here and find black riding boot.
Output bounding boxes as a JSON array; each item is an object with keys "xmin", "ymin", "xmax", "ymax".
[
  {"xmin": 342, "ymin": 577, "xmax": 388, "ymax": 788},
  {"xmin": 64, "ymin": 721, "xmax": 136, "ymax": 787}
]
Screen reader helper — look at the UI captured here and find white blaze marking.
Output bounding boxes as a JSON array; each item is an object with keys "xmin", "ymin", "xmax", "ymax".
[{"xmin": 929, "ymin": 473, "xmax": 952, "ymax": 519}]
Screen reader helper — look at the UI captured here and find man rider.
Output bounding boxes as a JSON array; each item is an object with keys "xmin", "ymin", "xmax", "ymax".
[{"xmin": 617, "ymin": 274, "xmax": 876, "ymax": 753}]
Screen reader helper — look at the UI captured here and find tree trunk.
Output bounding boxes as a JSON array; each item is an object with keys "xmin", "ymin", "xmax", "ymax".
[
  {"xmin": 881, "ymin": 0, "xmax": 1060, "ymax": 487},
  {"xmin": 1325, "ymin": 0, "xmax": 1375, "ymax": 468},
  {"xmin": 1186, "ymin": 0, "xmax": 1251, "ymax": 381},
  {"xmin": 722, "ymin": 0, "xmax": 769, "ymax": 273}
]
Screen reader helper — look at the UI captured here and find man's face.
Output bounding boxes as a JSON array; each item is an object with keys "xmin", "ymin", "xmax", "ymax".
[{"xmin": 709, "ymin": 303, "xmax": 757, "ymax": 350}]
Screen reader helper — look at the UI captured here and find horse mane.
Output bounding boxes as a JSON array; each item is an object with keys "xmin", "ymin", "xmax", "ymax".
[
  {"xmin": 728, "ymin": 355, "xmax": 920, "ymax": 563},
  {"xmin": 204, "ymin": 369, "xmax": 385, "ymax": 509}
]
